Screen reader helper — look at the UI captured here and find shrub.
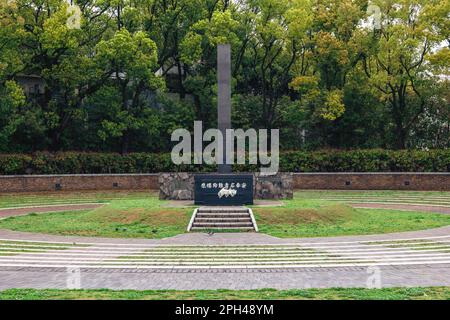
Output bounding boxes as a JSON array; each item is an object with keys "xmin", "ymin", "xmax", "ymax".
[{"xmin": 0, "ymin": 149, "xmax": 449, "ymax": 174}]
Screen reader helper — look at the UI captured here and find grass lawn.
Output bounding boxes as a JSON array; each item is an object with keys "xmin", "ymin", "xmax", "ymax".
[
  {"xmin": 1, "ymin": 287, "xmax": 449, "ymax": 300},
  {"xmin": 0, "ymin": 191, "xmax": 449, "ymax": 239},
  {"xmin": 0, "ymin": 198, "xmax": 191, "ymax": 239},
  {"xmin": 254, "ymin": 204, "xmax": 450, "ymax": 238},
  {"xmin": 294, "ymin": 190, "xmax": 450, "ymax": 206},
  {"xmin": 0, "ymin": 191, "xmax": 154, "ymax": 209}
]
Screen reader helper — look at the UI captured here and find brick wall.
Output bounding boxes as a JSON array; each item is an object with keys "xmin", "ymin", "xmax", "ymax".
[
  {"xmin": 0, "ymin": 174, "xmax": 159, "ymax": 192},
  {"xmin": 0, "ymin": 173, "xmax": 449, "ymax": 192},
  {"xmin": 293, "ymin": 173, "xmax": 450, "ymax": 191}
]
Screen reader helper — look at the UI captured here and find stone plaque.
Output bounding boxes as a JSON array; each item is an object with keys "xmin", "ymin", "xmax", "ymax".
[{"xmin": 194, "ymin": 174, "xmax": 253, "ymax": 205}]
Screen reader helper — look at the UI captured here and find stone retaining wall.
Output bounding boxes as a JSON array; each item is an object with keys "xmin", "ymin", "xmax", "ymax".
[
  {"xmin": 159, "ymin": 172, "xmax": 195, "ymax": 200},
  {"xmin": 293, "ymin": 173, "xmax": 450, "ymax": 190},
  {"xmin": 0, "ymin": 174, "xmax": 159, "ymax": 192},
  {"xmin": 254, "ymin": 172, "xmax": 293, "ymax": 199},
  {"xmin": 159, "ymin": 172, "xmax": 294, "ymax": 200},
  {"xmin": 0, "ymin": 172, "xmax": 449, "ymax": 193}
]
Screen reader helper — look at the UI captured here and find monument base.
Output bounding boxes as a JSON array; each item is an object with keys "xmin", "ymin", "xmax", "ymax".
[{"xmin": 159, "ymin": 172, "xmax": 293, "ymax": 201}]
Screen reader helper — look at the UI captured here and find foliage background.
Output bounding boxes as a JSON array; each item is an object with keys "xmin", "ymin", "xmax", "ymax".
[
  {"xmin": 1, "ymin": 150, "xmax": 449, "ymax": 174},
  {"xmin": 0, "ymin": 0, "xmax": 449, "ymax": 155}
]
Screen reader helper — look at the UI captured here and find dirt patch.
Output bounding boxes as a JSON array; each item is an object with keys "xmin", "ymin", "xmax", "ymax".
[
  {"xmin": 94, "ymin": 208, "xmax": 189, "ymax": 225},
  {"xmin": 139, "ymin": 209, "xmax": 188, "ymax": 225},
  {"xmin": 254, "ymin": 204, "xmax": 353, "ymax": 224}
]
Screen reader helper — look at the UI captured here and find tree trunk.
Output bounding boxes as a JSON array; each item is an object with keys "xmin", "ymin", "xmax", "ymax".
[
  {"xmin": 121, "ymin": 131, "xmax": 129, "ymax": 154},
  {"xmin": 390, "ymin": 90, "xmax": 407, "ymax": 149},
  {"xmin": 394, "ymin": 125, "xmax": 407, "ymax": 149},
  {"xmin": 176, "ymin": 60, "xmax": 185, "ymax": 100}
]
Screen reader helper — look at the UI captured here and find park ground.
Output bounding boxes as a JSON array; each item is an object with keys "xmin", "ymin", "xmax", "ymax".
[
  {"xmin": 0, "ymin": 190, "xmax": 450, "ymax": 238},
  {"xmin": 1, "ymin": 190, "xmax": 450, "ymax": 300}
]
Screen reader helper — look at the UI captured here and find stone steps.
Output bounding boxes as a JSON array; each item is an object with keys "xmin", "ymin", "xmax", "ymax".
[
  {"xmin": 188, "ymin": 207, "xmax": 258, "ymax": 232},
  {"xmin": 190, "ymin": 227, "xmax": 255, "ymax": 231},
  {"xmin": 195, "ymin": 214, "xmax": 250, "ymax": 218},
  {"xmin": 197, "ymin": 209, "xmax": 249, "ymax": 213},
  {"xmin": 193, "ymin": 222, "xmax": 254, "ymax": 227},
  {"xmin": 194, "ymin": 218, "xmax": 252, "ymax": 222}
]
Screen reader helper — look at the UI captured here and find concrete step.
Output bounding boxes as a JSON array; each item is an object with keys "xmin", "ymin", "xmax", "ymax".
[
  {"xmin": 197, "ymin": 208, "xmax": 248, "ymax": 213},
  {"xmin": 196, "ymin": 213, "xmax": 250, "ymax": 218},
  {"xmin": 190, "ymin": 227, "xmax": 255, "ymax": 231},
  {"xmin": 194, "ymin": 218, "xmax": 252, "ymax": 222},
  {"xmin": 192, "ymin": 222, "xmax": 254, "ymax": 227},
  {"xmin": 188, "ymin": 207, "xmax": 258, "ymax": 232}
]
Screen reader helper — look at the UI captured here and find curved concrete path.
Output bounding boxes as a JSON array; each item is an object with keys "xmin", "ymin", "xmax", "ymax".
[
  {"xmin": 0, "ymin": 203, "xmax": 449, "ymax": 290},
  {"xmin": 1, "ymin": 227, "xmax": 450, "ymax": 290},
  {"xmin": 1, "ymin": 224, "xmax": 450, "ymax": 245}
]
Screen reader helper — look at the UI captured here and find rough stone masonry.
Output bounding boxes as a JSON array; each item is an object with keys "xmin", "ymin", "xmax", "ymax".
[{"xmin": 159, "ymin": 172, "xmax": 293, "ymax": 200}]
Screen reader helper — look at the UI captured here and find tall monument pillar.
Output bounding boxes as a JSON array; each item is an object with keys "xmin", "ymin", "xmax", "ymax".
[
  {"xmin": 217, "ymin": 44, "xmax": 232, "ymax": 173},
  {"xmin": 193, "ymin": 44, "xmax": 253, "ymax": 206}
]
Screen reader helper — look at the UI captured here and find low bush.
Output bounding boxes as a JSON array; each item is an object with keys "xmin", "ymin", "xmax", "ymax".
[{"xmin": 0, "ymin": 149, "xmax": 449, "ymax": 174}]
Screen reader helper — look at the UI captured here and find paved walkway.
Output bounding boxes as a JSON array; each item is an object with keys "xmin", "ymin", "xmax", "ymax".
[
  {"xmin": 0, "ymin": 202, "xmax": 449, "ymax": 290},
  {"xmin": 1, "ymin": 225, "xmax": 450, "ymax": 244},
  {"xmin": 1, "ymin": 228, "xmax": 449, "ymax": 289},
  {"xmin": 1, "ymin": 264, "xmax": 449, "ymax": 290}
]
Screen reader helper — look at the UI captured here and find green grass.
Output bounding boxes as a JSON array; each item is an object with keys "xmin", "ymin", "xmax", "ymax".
[
  {"xmin": 1, "ymin": 190, "xmax": 449, "ymax": 209},
  {"xmin": 0, "ymin": 287, "xmax": 449, "ymax": 300},
  {"xmin": 253, "ymin": 203, "xmax": 450, "ymax": 238},
  {"xmin": 0, "ymin": 191, "xmax": 154, "ymax": 208},
  {"xmin": 0, "ymin": 240, "xmax": 90, "ymax": 256},
  {"xmin": 293, "ymin": 190, "xmax": 450, "ymax": 205},
  {"xmin": 0, "ymin": 240, "xmax": 88, "ymax": 246},
  {"xmin": 1, "ymin": 191, "xmax": 450, "ymax": 239},
  {"xmin": 365, "ymin": 240, "xmax": 450, "ymax": 252},
  {"xmin": 0, "ymin": 198, "xmax": 191, "ymax": 239}
]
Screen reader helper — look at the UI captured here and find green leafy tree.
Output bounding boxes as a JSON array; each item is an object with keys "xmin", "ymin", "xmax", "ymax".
[
  {"xmin": 95, "ymin": 29, "xmax": 163, "ymax": 153},
  {"xmin": 360, "ymin": 0, "xmax": 449, "ymax": 148}
]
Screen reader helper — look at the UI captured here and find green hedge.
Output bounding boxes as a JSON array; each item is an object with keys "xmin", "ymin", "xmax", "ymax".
[{"xmin": 0, "ymin": 150, "xmax": 449, "ymax": 175}]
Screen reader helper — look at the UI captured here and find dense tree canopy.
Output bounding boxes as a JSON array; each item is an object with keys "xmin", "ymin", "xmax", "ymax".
[{"xmin": 0, "ymin": 0, "xmax": 448, "ymax": 153}]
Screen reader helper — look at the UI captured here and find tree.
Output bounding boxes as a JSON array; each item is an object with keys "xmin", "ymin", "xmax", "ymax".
[
  {"xmin": 360, "ymin": 0, "xmax": 449, "ymax": 148},
  {"xmin": 143, "ymin": 0, "xmax": 205, "ymax": 100},
  {"xmin": 95, "ymin": 29, "xmax": 163, "ymax": 153},
  {"xmin": 234, "ymin": 0, "xmax": 313, "ymax": 128},
  {"xmin": 2, "ymin": 0, "xmax": 115, "ymax": 150},
  {"xmin": 0, "ymin": 0, "xmax": 448, "ymax": 153}
]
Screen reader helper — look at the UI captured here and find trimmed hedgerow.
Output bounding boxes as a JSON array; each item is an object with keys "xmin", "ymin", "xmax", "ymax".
[{"xmin": 0, "ymin": 150, "xmax": 449, "ymax": 174}]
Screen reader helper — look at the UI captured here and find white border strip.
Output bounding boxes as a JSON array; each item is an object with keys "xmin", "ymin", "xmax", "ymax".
[
  {"xmin": 1, "ymin": 247, "xmax": 450, "ymax": 257},
  {"xmin": 248, "ymin": 208, "xmax": 258, "ymax": 232},
  {"xmin": 1, "ymin": 260, "xmax": 450, "ymax": 269},
  {"xmin": 1, "ymin": 252, "xmax": 449, "ymax": 263},
  {"xmin": 187, "ymin": 208, "xmax": 198, "ymax": 232}
]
